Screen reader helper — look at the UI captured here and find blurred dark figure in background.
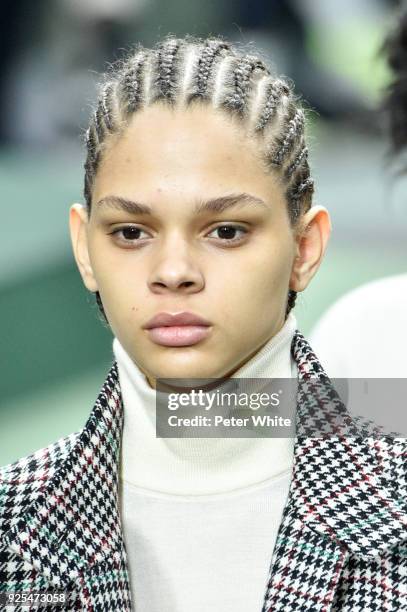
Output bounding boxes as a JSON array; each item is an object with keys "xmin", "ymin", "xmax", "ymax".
[
  {"xmin": 310, "ymin": 8, "xmax": 407, "ymax": 377},
  {"xmin": 0, "ymin": 0, "xmax": 42, "ymax": 143},
  {"xmin": 0, "ymin": 0, "xmax": 146, "ymax": 147},
  {"xmin": 385, "ymin": 8, "xmax": 407, "ymax": 157},
  {"xmin": 233, "ymin": 0, "xmax": 377, "ymax": 121}
]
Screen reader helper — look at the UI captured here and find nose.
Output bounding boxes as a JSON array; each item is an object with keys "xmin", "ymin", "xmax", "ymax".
[{"xmin": 148, "ymin": 241, "xmax": 205, "ymax": 295}]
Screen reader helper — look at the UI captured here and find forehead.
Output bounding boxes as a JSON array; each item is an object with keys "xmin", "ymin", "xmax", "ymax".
[{"xmin": 92, "ymin": 103, "xmax": 284, "ymax": 207}]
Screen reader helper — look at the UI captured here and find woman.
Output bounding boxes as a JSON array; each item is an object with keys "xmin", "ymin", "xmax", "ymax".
[{"xmin": 0, "ymin": 36, "xmax": 405, "ymax": 612}]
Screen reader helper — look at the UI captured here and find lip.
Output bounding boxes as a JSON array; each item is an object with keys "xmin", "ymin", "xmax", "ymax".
[
  {"xmin": 146, "ymin": 325, "xmax": 212, "ymax": 347},
  {"xmin": 143, "ymin": 311, "xmax": 213, "ymax": 347},
  {"xmin": 143, "ymin": 311, "xmax": 212, "ymax": 329}
]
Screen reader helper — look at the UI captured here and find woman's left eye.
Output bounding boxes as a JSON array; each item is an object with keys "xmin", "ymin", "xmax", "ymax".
[{"xmin": 207, "ymin": 225, "xmax": 248, "ymax": 243}]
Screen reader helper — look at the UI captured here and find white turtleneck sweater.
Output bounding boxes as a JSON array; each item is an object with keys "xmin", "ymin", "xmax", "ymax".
[{"xmin": 114, "ymin": 313, "xmax": 298, "ymax": 612}]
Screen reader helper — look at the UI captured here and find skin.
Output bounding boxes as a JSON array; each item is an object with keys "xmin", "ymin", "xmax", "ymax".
[{"xmin": 70, "ymin": 104, "xmax": 330, "ymax": 388}]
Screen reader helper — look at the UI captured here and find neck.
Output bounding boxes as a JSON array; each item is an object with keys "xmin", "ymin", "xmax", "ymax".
[{"xmin": 113, "ymin": 312, "xmax": 298, "ymax": 495}]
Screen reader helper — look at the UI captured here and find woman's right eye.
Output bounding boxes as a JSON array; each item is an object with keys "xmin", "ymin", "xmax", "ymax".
[{"xmin": 110, "ymin": 225, "xmax": 150, "ymax": 245}]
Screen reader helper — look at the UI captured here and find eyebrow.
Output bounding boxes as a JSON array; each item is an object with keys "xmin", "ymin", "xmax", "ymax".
[{"xmin": 95, "ymin": 192, "xmax": 269, "ymax": 216}]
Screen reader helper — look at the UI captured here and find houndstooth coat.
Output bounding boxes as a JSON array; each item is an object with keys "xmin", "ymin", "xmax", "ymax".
[{"xmin": 0, "ymin": 332, "xmax": 406, "ymax": 611}]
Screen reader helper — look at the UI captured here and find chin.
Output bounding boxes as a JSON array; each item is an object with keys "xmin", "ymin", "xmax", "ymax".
[{"xmin": 157, "ymin": 361, "xmax": 218, "ymax": 382}]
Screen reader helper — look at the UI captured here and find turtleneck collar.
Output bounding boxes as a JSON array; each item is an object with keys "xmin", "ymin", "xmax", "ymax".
[{"xmin": 113, "ymin": 313, "xmax": 298, "ymax": 495}]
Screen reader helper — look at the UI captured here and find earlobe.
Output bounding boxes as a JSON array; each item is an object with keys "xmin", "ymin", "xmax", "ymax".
[
  {"xmin": 69, "ymin": 204, "xmax": 99, "ymax": 292},
  {"xmin": 289, "ymin": 206, "xmax": 331, "ymax": 293}
]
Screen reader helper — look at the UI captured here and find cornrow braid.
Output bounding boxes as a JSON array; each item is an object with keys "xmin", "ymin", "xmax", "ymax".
[
  {"xmin": 191, "ymin": 39, "xmax": 231, "ymax": 99},
  {"xmin": 287, "ymin": 173, "xmax": 314, "ymax": 225},
  {"xmin": 153, "ymin": 38, "xmax": 182, "ymax": 103},
  {"xmin": 121, "ymin": 51, "xmax": 147, "ymax": 115},
  {"xmin": 272, "ymin": 107, "xmax": 305, "ymax": 167},
  {"xmin": 254, "ymin": 79, "xmax": 290, "ymax": 133},
  {"xmin": 100, "ymin": 82, "xmax": 116, "ymax": 132},
  {"xmin": 286, "ymin": 289, "xmax": 297, "ymax": 317},
  {"xmin": 221, "ymin": 55, "xmax": 267, "ymax": 116},
  {"xmin": 94, "ymin": 103, "xmax": 106, "ymax": 144},
  {"xmin": 84, "ymin": 34, "xmax": 314, "ymax": 320},
  {"xmin": 291, "ymin": 176, "xmax": 314, "ymax": 201},
  {"xmin": 83, "ymin": 124, "xmax": 101, "ymax": 210},
  {"xmin": 284, "ymin": 144, "xmax": 308, "ymax": 180}
]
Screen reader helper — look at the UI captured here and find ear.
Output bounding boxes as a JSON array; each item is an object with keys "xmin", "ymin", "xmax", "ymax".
[
  {"xmin": 69, "ymin": 204, "xmax": 98, "ymax": 292},
  {"xmin": 289, "ymin": 205, "xmax": 331, "ymax": 293}
]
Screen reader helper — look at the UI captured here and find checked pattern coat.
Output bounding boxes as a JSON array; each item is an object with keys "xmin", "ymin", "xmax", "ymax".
[{"xmin": 0, "ymin": 332, "xmax": 406, "ymax": 611}]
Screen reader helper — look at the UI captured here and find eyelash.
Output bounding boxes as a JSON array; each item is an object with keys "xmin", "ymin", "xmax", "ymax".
[{"xmin": 109, "ymin": 224, "xmax": 249, "ymax": 247}]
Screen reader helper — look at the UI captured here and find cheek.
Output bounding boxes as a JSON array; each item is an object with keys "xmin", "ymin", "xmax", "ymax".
[
  {"xmin": 210, "ymin": 242, "xmax": 294, "ymax": 322},
  {"xmin": 88, "ymin": 231, "xmax": 128, "ymax": 287},
  {"xmin": 86, "ymin": 237, "xmax": 133, "ymax": 313}
]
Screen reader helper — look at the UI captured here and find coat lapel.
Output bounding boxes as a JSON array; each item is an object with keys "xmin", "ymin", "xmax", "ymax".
[
  {"xmin": 262, "ymin": 331, "xmax": 407, "ymax": 611},
  {"xmin": 1, "ymin": 363, "xmax": 130, "ymax": 609}
]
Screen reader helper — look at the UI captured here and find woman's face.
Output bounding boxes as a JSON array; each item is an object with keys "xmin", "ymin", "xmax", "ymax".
[{"xmin": 72, "ymin": 104, "xmax": 309, "ymax": 386}]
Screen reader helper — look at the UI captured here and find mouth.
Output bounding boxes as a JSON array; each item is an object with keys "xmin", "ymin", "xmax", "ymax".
[
  {"xmin": 143, "ymin": 311, "xmax": 213, "ymax": 346},
  {"xmin": 145, "ymin": 325, "xmax": 212, "ymax": 347}
]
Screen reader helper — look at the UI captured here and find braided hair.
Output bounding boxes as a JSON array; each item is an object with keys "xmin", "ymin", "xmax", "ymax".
[{"xmin": 83, "ymin": 35, "xmax": 314, "ymax": 324}]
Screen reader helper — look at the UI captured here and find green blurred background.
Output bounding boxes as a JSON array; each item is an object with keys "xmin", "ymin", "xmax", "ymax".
[{"xmin": 1, "ymin": 0, "xmax": 406, "ymax": 466}]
